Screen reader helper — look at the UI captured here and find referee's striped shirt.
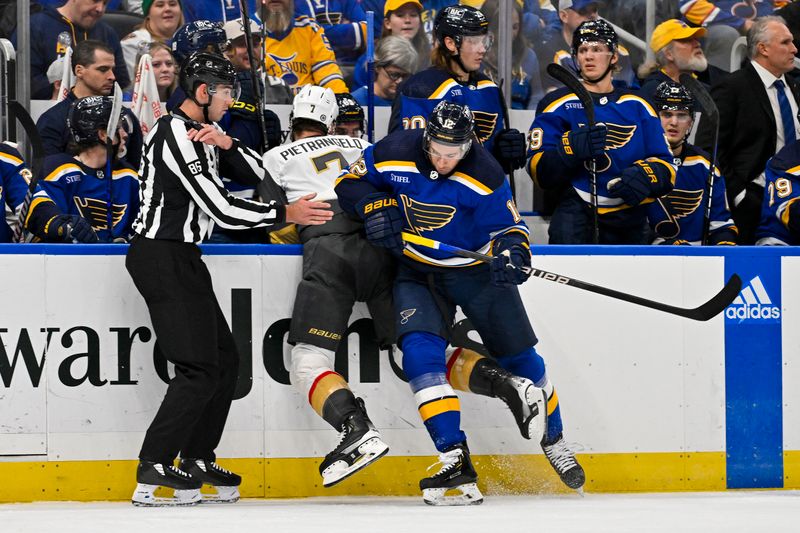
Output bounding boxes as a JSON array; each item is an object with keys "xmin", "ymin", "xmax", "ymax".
[{"xmin": 132, "ymin": 110, "xmax": 285, "ymax": 243}]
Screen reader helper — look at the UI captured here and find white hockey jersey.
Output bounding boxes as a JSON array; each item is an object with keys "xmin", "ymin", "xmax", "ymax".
[{"xmin": 262, "ymin": 134, "xmax": 370, "ymax": 203}]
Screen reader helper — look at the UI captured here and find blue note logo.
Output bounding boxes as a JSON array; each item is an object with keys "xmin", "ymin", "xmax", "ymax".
[{"xmin": 725, "ymin": 276, "xmax": 781, "ymax": 321}]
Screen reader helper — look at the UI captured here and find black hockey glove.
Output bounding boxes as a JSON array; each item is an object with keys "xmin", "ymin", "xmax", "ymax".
[
  {"xmin": 490, "ymin": 243, "xmax": 531, "ymax": 286},
  {"xmin": 45, "ymin": 215, "xmax": 99, "ymax": 243},
  {"xmin": 558, "ymin": 124, "xmax": 607, "ymax": 166},
  {"xmin": 607, "ymin": 163, "xmax": 656, "ymax": 206},
  {"xmin": 356, "ymin": 193, "xmax": 404, "ymax": 254},
  {"xmin": 493, "ymin": 128, "xmax": 527, "ymax": 171},
  {"xmin": 264, "ymin": 109, "xmax": 283, "ymax": 150}
]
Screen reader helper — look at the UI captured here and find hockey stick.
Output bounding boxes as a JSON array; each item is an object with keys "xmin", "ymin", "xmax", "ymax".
[
  {"xmin": 10, "ymin": 101, "xmax": 46, "ymax": 242},
  {"xmin": 366, "ymin": 11, "xmax": 375, "ymax": 143},
  {"xmin": 546, "ymin": 63, "xmax": 599, "ymax": 244},
  {"xmin": 240, "ymin": 0, "xmax": 269, "ymax": 152},
  {"xmin": 496, "ymin": 78, "xmax": 517, "ymax": 200},
  {"xmin": 401, "ymin": 231, "xmax": 741, "ymax": 321},
  {"xmin": 105, "ymin": 82, "xmax": 123, "ymax": 239},
  {"xmin": 679, "ymin": 74, "xmax": 719, "ymax": 246}
]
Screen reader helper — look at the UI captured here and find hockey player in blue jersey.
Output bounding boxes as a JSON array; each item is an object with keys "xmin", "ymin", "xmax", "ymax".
[
  {"xmin": 0, "ymin": 143, "xmax": 97, "ymax": 244},
  {"xmin": 39, "ymin": 96, "xmax": 140, "ymax": 243},
  {"xmin": 389, "ymin": 5, "xmax": 527, "ymax": 173},
  {"xmin": 648, "ymin": 81, "xmax": 737, "ymax": 246},
  {"xmin": 527, "ymin": 19, "xmax": 676, "ymax": 244},
  {"xmin": 756, "ymin": 138, "xmax": 800, "ymax": 246},
  {"xmin": 336, "ymin": 101, "xmax": 584, "ymax": 505}
]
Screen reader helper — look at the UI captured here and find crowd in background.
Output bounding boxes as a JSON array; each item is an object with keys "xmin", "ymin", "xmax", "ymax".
[{"xmin": 1, "ymin": 0, "xmax": 800, "ymax": 246}]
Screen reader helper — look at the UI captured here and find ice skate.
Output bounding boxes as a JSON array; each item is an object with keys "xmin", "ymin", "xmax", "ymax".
[
  {"xmin": 320, "ymin": 398, "xmax": 389, "ymax": 487},
  {"xmin": 131, "ymin": 461, "xmax": 202, "ymax": 507},
  {"xmin": 180, "ymin": 458, "xmax": 241, "ymax": 504},
  {"xmin": 471, "ymin": 358, "xmax": 547, "ymax": 442},
  {"xmin": 542, "ymin": 434, "xmax": 586, "ymax": 494},
  {"xmin": 419, "ymin": 443, "xmax": 483, "ymax": 506}
]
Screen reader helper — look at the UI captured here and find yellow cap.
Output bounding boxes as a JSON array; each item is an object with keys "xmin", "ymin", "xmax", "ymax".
[
  {"xmin": 384, "ymin": 0, "xmax": 423, "ymax": 17},
  {"xmin": 650, "ymin": 19, "xmax": 707, "ymax": 53}
]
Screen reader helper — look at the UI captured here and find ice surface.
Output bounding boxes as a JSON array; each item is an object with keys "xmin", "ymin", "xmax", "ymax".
[{"xmin": 1, "ymin": 492, "xmax": 799, "ymax": 533}]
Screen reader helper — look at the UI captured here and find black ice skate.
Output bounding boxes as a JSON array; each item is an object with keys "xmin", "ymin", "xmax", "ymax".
[
  {"xmin": 180, "ymin": 458, "xmax": 242, "ymax": 504},
  {"xmin": 471, "ymin": 359, "xmax": 547, "ymax": 442},
  {"xmin": 419, "ymin": 443, "xmax": 483, "ymax": 506},
  {"xmin": 319, "ymin": 398, "xmax": 389, "ymax": 487},
  {"xmin": 542, "ymin": 434, "xmax": 586, "ymax": 493},
  {"xmin": 131, "ymin": 461, "xmax": 202, "ymax": 507}
]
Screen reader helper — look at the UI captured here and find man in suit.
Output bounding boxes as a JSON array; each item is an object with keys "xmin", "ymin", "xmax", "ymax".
[{"xmin": 695, "ymin": 16, "xmax": 800, "ymax": 244}]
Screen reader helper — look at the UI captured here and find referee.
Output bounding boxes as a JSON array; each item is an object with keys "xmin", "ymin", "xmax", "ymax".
[{"xmin": 127, "ymin": 52, "xmax": 332, "ymax": 507}]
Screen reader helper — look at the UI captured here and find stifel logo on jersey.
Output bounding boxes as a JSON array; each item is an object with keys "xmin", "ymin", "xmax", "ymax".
[{"xmin": 725, "ymin": 276, "xmax": 781, "ymax": 321}]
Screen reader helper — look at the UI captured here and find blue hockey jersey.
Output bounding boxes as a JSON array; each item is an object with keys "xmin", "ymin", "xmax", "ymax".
[
  {"xmin": 756, "ymin": 139, "xmax": 800, "ymax": 246},
  {"xmin": 391, "ymin": 68, "xmax": 506, "ymax": 154},
  {"xmin": 646, "ymin": 144, "xmax": 736, "ymax": 245},
  {"xmin": 527, "ymin": 86, "xmax": 676, "ymax": 215},
  {"xmin": 335, "ymin": 128, "xmax": 528, "ymax": 270},
  {"xmin": 39, "ymin": 154, "xmax": 140, "ymax": 242},
  {"xmin": 0, "ymin": 144, "xmax": 61, "ymax": 243}
]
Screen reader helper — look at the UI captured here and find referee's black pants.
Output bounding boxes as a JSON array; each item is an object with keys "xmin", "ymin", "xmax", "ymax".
[{"xmin": 126, "ymin": 236, "xmax": 239, "ymax": 464}]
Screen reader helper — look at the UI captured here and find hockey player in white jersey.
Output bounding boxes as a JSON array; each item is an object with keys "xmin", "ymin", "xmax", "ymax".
[{"xmin": 260, "ymin": 85, "xmax": 392, "ymax": 487}]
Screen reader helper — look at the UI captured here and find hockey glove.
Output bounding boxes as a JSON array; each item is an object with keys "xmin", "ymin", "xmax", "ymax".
[
  {"xmin": 356, "ymin": 194, "xmax": 404, "ymax": 254},
  {"xmin": 264, "ymin": 109, "xmax": 283, "ymax": 150},
  {"xmin": 607, "ymin": 163, "xmax": 657, "ymax": 206},
  {"xmin": 558, "ymin": 124, "xmax": 607, "ymax": 166},
  {"xmin": 45, "ymin": 215, "xmax": 99, "ymax": 243},
  {"xmin": 493, "ymin": 128, "xmax": 527, "ymax": 171},
  {"xmin": 490, "ymin": 244, "xmax": 531, "ymax": 286}
]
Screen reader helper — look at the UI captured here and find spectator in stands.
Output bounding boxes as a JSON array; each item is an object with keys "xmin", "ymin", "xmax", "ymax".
[
  {"xmin": 638, "ymin": 19, "xmax": 709, "ymax": 99},
  {"xmin": 263, "ymin": 0, "xmax": 348, "ymax": 93},
  {"xmin": 352, "ymin": 36, "xmax": 417, "ymax": 106},
  {"xmin": 353, "ymin": 0, "xmax": 429, "ymax": 88},
  {"xmin": 678, "ymin": 0, "xmax": 766, "ymax": 72},
  {"xmin": 294, "ymin": 0, "xmax": 368, "ymax": 68},
  {"xmin": 36, "ymin": 40, "xmax": 143, "ymax": 170},
  {"xmin": 12, "ymin": 0, "xmax": 131, "ymax": 100},
  {"xmin": 121, "ymin": 0, "xmax": 184, "ymax": 82},
  {"xmin": 480, "ymin": 0, "xmax": 544, "ymax": 111},
  {"xmin": 133, "ymin": 41, "xmax": 178, "ymax": 102},
  {"xmin": 695, "ymin": 15, "xmax": 800, "ymax": 244},
  {"xmin": 177, "ymin": 0, "xmax": 257, "ymax": 24},
  {"xmin": 535, "ymin": 0, "xmax": 637, "ymax": 92}
]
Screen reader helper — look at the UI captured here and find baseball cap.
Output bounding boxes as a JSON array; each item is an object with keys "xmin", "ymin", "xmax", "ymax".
[
  {"xmin": 222, "ymin": 18, "xmax": 261, "ymax": 42},
  {"xmin": 650, "ymin": 19, "xmax": 707, "ymax": 53},
  {"xmin": 558, "ymin": 0, "xmax": 600, "ymax": 11},
  {"xmin": 384, "ymin": 0, "xmax": 423, "ymax": 17}
]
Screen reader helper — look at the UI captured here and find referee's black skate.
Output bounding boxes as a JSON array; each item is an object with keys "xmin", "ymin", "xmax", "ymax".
[
  {"xmin": 131, "ymin": 461, "xmax": 202, "ymax": 507},
  {"xmin": 180, "ymin": 458, "xmax": 242, "ymax": 503},
  {"xmin": 471, "ymin": 357, "xmax": 547, "ymax": 442},
  {"xmin": 419, "ymin": 443, "xmax": 483, "ymax": 506},
  {"xmin": 320, "ymin": 398, "xmax": 389, "ymax": 487},
  {"xmin": 542, "ymin": 434, "xmax": 585, "ymax": 493}
]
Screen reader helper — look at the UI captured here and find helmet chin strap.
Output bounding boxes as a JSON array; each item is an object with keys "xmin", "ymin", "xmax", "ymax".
[{"xmin": 580, "ymin": 54, "xmax": 616, "ymax": 85}]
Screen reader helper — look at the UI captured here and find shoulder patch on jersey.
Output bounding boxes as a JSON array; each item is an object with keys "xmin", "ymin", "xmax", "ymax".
[
  {"xmin": 45, "ymin": 162, "xmax": 82, "ymax": 182},
  {"xmin": 542, "ymin": 92, "xmax": 581, "ymax": 114},
  {"xmin": 430, "ymin": 79, "xmax": 461, "ymax": 100}
]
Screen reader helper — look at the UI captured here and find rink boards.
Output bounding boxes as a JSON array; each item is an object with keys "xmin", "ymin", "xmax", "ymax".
[{"xmin": 0, "ymin": 244, "xmax": 798, "ymax": 502}]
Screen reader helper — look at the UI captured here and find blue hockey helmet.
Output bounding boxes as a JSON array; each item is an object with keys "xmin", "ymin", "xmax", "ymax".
[{"xmin": 171, "ymin": 20, "xmax": 227, "ymax": 63}]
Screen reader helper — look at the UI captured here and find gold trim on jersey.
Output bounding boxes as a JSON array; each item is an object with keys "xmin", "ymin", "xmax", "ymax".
[
  {"xmin": 542, "ymin": 93, "xmax": 580, "ymax": 114},
  {"xmin": 0, "ymin": 152, "xmax": 23, "ymax": 166},
  {"xmin": 45, "ymin": 163, "xmax": 82, "ymax": 182},
  {"xmin": 475, "ymin": 79, "xmax": 498, "ymax": 90},
  {"xmin": 617, "ymin": 94, "xmax": 658, "ymax": 118},
  {"xmin": 375, "ymin": 160, "xmax": 420, "ymax": 173},
  {"xmin": 449, "ymin": 171, "xmax": 492, "ymax": 195},
  {"xmin": 429, "ymin": 79, "xmax": 460, "ymax": 100}
]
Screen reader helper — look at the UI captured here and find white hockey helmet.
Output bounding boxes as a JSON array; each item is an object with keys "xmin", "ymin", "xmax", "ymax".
[{"xmin": 291, "ymin": 85, "xmax": 339, "ymax": 130}]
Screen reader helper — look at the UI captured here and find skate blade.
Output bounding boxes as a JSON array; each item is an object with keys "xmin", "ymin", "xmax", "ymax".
[
  {"xmin": 322, "ymin": 437, "xmax": 390, "ymax": 488},
  {"xmin": 522, "ymin": 387, "xmax": 548, "ymax": 442},
  {"xmin": 200, "ymin": 486, "xmax": 240, "ymax": 504},
  {"xmin": 422, "ymin": 483, "xmax": 484, "ymax": 506},
  {"xmin": 131, "ymin": 484, "xmax": 201, "ymax": 507}
]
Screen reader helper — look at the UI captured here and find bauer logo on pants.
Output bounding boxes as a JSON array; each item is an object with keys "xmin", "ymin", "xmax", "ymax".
[{"xmin": 725, "ymin": 275, "xmax": 781, "ymax": 322}]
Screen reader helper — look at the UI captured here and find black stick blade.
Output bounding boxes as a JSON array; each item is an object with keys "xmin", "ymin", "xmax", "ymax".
[
  {"xmin": 546, "ymin": 63, "xmax": 595, "ymax": 125},
  {"xmin": 678, "ymin": 73, "xmax": 719, "ymax": 121}
]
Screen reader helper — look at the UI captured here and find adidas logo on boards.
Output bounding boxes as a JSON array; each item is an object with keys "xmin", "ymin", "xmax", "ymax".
[{"xmin": 725, "ymin": 275, "xmax": 781, "ymax": 320}]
